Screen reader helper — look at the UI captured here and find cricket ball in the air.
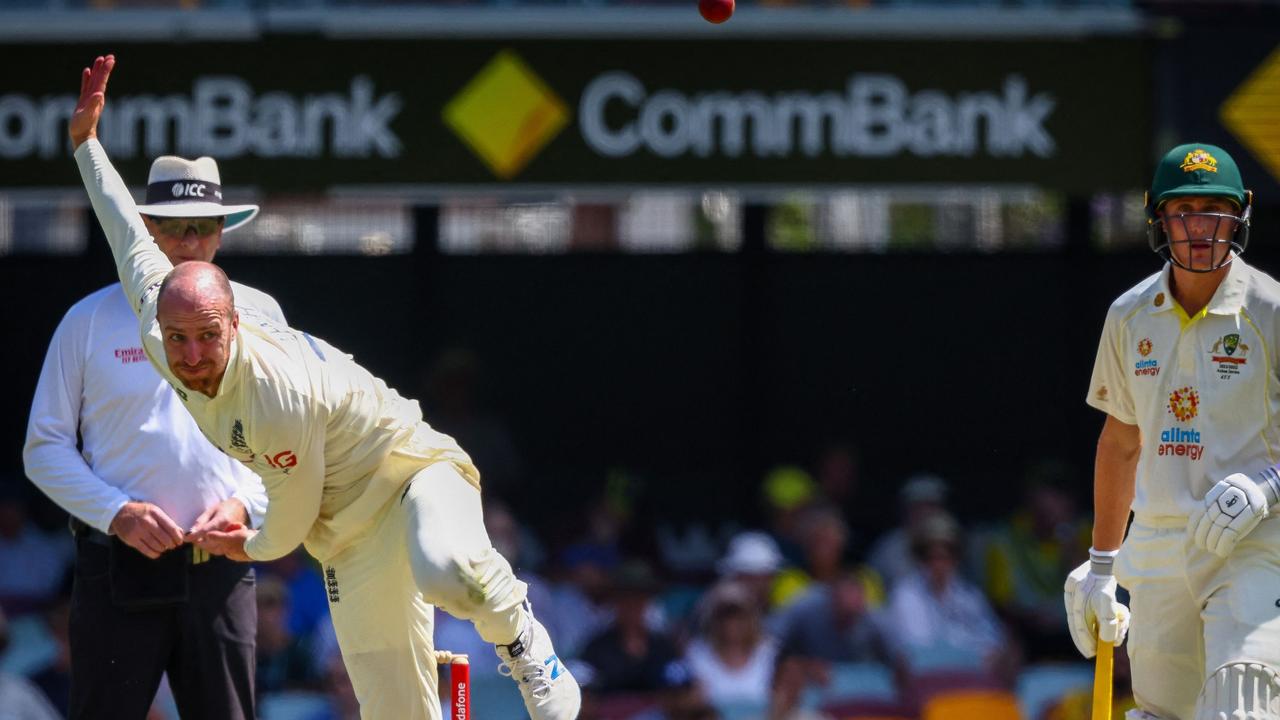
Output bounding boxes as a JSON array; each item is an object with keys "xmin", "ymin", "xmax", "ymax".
[{"xmin": 699, "ymin": 0, "xmax": 734, "ymax": 24}]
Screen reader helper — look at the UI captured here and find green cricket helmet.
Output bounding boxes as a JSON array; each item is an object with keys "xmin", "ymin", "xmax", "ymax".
[{"xmin": 1145, "ymin": 143, "xmax": 1253, "ymax": 272}]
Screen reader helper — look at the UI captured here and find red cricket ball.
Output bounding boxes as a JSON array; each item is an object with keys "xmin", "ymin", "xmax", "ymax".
[{"xmin": 699, "ymin": 0, "xmax": 734, "ymax": 24}]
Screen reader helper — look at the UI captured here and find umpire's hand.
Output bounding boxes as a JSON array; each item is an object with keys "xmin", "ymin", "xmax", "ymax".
[{"xmin": 109, "ymin": 501, "xmax": 185, "ymax": 559}]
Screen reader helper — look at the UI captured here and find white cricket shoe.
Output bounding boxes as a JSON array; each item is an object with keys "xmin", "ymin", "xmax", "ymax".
[{"xmin": 495, "ymin": 610, "xmax": 581, "ymax": 720}]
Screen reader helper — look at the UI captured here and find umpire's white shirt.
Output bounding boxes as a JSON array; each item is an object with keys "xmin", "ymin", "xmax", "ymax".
[
  {"xmin": 1087, "ymin": 258, "xmax": 1280, "ymax": 522},
  {"xmin": 23, "ymin": 280, "xmax": 280, "ymax": 534}
]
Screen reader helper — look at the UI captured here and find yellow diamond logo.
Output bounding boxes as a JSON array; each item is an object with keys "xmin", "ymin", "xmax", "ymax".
[
  {"xmin": 1221, "ymin": 44, "xmax": 1280, "ymax": 184},
  {"xmin": 444, "ymin": 50, "xmax": 569, "ymax": 180}
]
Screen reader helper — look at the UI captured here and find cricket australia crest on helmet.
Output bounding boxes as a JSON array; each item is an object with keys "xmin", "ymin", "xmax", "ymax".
[{"xmin": 1181, "ymin": 149, "xmax": 1219, "ymax": 173}]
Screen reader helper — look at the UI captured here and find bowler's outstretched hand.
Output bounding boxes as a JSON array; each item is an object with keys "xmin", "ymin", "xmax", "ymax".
[{"xmin": 70, "ymin": 54, "xmax": 114, "ymax": 149}]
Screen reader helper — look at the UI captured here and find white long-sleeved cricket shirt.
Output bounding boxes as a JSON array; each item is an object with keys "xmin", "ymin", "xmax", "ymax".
[
  {"xmin": 24, "ymin": 281, "xmax": 281, "ymax": 533},
  {"xmin": 75, "ymin": 139, "xmax": 479, "ymax": 563}
]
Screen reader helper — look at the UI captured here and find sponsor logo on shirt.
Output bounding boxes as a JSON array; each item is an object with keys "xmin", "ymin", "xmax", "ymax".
[
  {"xmin": 265, "ymin": 450, "xmax": 297, "ymax": 470},
  {"xmin": 1168, "ymin": 387, "xmax": 1199, "ymax": 422},
  {"xmin": 325, "ymin": 566, "xmax": 340, "ymax": 603},
  {"xmin": 1209, "ymin": 333, "xmax": 1249, "ymax": 379},
  {"xmin": 1161, "ymin": 387, "xmax": 1204, "ymax": 460},
  {"xmin": 1135, "ymin": 337, "xmax": 1160, "ymax": 377},
  {"xmin": 1157, "ymin": 427, "xmax": 1204, "ymax": 461},
  {"xmin": 113, "ymin": 347, "xmax": 147, "ymax": 364}
]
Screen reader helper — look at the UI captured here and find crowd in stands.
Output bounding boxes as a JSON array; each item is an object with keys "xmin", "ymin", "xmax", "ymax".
[
  {"xmin": 0, "ymin": 347, "xmax": 1130, "ymax": 719},
  {"xmin": 0, "ymin": 449, "xmax": 1134, "ymax": 719}
]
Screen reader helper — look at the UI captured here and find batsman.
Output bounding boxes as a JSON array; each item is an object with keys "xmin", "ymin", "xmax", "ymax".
[
  {"xmin": 69, "ymin": 56, "xmax": 580, "ymax": 720},
  {"xmin": 1066, "ymin": 141, "xmax": 1280, "ymax": 719}
]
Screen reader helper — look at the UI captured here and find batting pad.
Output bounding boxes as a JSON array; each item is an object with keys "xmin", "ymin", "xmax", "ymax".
[{"xmin": 1195, "ymin": 662, "xmax": 1280, "ymax": 719}]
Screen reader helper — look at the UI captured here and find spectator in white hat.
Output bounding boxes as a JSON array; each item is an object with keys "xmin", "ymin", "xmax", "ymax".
[{"xmin": 716, "ymin": 531, "xmax": 785, "ymax": 616}]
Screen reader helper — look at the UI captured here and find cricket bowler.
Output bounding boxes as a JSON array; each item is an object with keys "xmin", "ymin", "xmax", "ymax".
[
  {"xmin": 1065, "ymin": 142, "xmax": 1280, "ymax": 719},
  {"xmin": 25, "ymin": 145, "xmax": 279, "ymax": 719},
  {"xmin": 70, "ymin": 55, "xmax": 580, "ymax": 720}
]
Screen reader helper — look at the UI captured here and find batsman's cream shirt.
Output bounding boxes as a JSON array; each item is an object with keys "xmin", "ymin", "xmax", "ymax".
[
  {"xmin": 76, "ymin": 139, "xmax": 478, "ymax": 562},
  {"xmin": 24, "ymin": 282, "xmax": 278, "ymax": 533},
  {"xmin": 1087, "ymin": 259, "xmax": 1280, "ymax": 521}
]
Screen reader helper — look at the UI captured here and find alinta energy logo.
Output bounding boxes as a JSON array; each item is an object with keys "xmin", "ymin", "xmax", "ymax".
[
  {"xmin": 443, "ymin": 50, "xmax": 570, "ymax": 180},
  {"xmin": 1135, "ymin": 337, "xmax": 1158, "ymax": 377},
  {"xmin": 1161, "ymin": 386, "xmax": 1203, "ymax": 461},
  {"xmin": 1168, "ymin": 386, "xmax": 1199, "ymax": 422}
]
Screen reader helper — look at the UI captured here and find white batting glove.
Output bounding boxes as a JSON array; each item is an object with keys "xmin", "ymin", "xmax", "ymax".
[
  {"xmin": 1188, "ymin": 471, "xmax": 1277, "ymax": 558},
  {"xmin": 1064, "ymin": 549, "xmax": 1130, "ymax": 659}
]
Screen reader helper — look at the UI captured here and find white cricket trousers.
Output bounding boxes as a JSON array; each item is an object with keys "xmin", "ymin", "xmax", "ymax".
[
  {"xmin": 322, "ymin": 462, "xmax": 528, "ymax": 720},
  {"xmin": 1117, "ymin": 515, "xmax": 1280, "ymax": 719}
]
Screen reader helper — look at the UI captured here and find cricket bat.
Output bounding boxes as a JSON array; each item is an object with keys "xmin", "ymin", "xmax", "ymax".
[{"xmin": 1093, "ymin": 638, "xmax": 1114, "ymax": 720}]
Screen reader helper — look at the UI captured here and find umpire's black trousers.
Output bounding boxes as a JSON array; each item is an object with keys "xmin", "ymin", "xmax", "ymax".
[{"xmin": 68, "ymin": 531, "xmax": 257, "ymax": 720}]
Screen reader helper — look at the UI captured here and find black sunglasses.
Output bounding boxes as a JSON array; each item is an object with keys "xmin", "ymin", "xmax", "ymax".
[{"xmin": 146, "ymin": 216, "xmax": 225, "ymax": 237}]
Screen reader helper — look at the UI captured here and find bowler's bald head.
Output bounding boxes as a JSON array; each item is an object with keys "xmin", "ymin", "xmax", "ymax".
[
  {"xmin": 158, "ymin": 261, "xmax": 234, "ymax": 317},
  {"xmin": 156, "ymin": 262, "xmax": 238, "ymax": 397}
]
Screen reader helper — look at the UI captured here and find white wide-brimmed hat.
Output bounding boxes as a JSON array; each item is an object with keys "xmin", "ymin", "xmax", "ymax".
[
  {"xmin": 717, "ymin": 531, "xmax": 784, "ymax": 576},
  {"xmin": 135, "ymin": 155, "xmax": 258, "ymax": 232}
]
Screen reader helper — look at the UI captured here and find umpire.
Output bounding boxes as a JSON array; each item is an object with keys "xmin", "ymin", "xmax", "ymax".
[{"xmin": 23, "ymin": 151, "xmax": 285, "ymax": 719}]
